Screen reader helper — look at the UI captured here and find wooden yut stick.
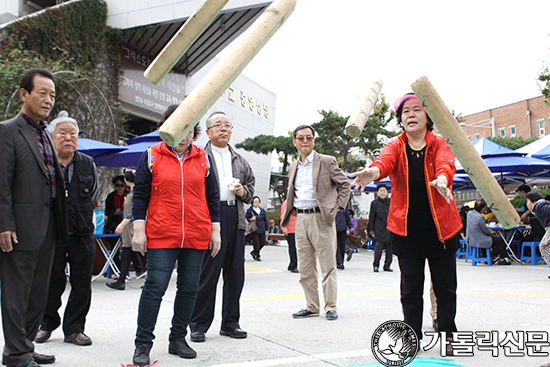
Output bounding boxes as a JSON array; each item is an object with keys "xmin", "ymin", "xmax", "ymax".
[
  {"xmin": 144, "ymin": 0, "xmax": 230, "ymax": 85},
  {"xmin": 159, "ymin": 0, "xmax": 296, "ymax": 147},
  {"xmin": 411, "ymin": 76, "xmax": 520, "ymax": 229},
  {"xmin": 345, "ymin": 79, "xmax": 383, "ymax": 138}
]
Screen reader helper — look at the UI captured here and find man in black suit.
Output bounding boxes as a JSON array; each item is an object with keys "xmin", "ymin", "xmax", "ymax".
[{"xmin": 0, "ymin": 69, "xmax": 68, "ymax": 367}]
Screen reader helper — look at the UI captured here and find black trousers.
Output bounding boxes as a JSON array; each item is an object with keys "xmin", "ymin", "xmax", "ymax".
[
  {"xmin": 373, "ymin": 240, "xmax": 393, "ymax": 269},
  {"xmin": 190, "ymin": 205, "xmax": 245, "ymax": 333},
  {"xmin": 1, "ymin": 210, "xmax": 57, "ymax": 366},
  {"xmin": 491, "ymin": 236, "xmax": 508, "ymax": 259},
  {"xmin": 397, "ymin": 253, "xmax": 457, "ymax": 340},
  {"xmin": 335, "ymin": 231, "xmax": 347, "ymax": 265},
  {"xmin": 285, "ymin": 233, "xmax": 298, "ymax": 271},
  {"xmin": 250, "ymin": 232, "xmax": 266, "ymax": 258},
  {"xmin": 41, "ymin": 233, "xmax": 95, "ymax": 336},
  {"xmin": 115, "ymin": 247, "xmax": 146, "ymax": 283}
]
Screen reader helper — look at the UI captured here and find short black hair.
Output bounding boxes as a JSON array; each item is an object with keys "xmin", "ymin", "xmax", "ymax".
[
  {"xmin": 157, "ymin": 104, "xmax": 201, "ymax": 141},
  {"xmin": 112, "ymin": 175, "xmax": 125, "ymax": 186},
  {"xmin": 517, "ymin": 184, "xmax": 531, "ymax": 194},
  {"xmin": 474, "ymin": 199, "xmax": 486, "ymax": 213},
  {"xmin": 124, "ymin": 171, "xmax": 135, "ymax": 183},
  {"xmin": 293, "ymin": 125, "xmax": 315, "ymax": 139},
  {"xmin": 376, "ymin": 183, "xmax": 387, "ymax": 192},
  {"xmin": 459, "ymin": 205, "xmax": 470, "ymax": 217},
  {"xmin": 20, "ymin": 69, "xmax": 55, "ymax": 94},
  {"xmin": 252, "ymin": 196, "xmax": 261, "ymax": 203},
  {"xmin": 395, "ymin": 93, "xmax": 434, "ymax": 132},
  {"xmin": 526, "ymin": 191, "xmax": 543, "ymax": 203}
]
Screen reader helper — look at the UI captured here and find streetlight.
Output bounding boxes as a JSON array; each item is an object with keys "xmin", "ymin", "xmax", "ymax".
[{"xmin": 459, "ymin": 117, "xmax": 495, "ymax": 137}]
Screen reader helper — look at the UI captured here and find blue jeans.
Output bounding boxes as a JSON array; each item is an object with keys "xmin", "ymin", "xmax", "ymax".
[{"xmin": 135, "ymin": 248, "xmax": 206, "ymax": 346}]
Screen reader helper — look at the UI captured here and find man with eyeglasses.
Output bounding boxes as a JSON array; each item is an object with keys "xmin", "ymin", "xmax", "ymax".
[
  {"xmin": 36, "ymin": 112, "xmax": 98, "ymax": 347},
  {"xmin": 190, "ymin": 112, "xmax": 255, "ymax": 342},
  {"xmin": 282, "ymin": 125, "xmax": 351, "ymax": 320}
]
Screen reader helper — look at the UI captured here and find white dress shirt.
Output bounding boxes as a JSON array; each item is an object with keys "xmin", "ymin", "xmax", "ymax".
[
  {"xmin": 293, "ymin": 151, "xmax": 318, "ymax": 209},
  {"xmin": 211, "ymin": 145, "xmax": 236, "ymax": 201}
]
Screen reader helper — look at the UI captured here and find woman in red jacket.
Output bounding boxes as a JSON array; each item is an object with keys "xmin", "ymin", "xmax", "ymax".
[
  {"xmin": 130, "ymin": 106, "xmax": 221, "ymax": 366},
  {"xmin": 351, "ymin": 93, "xmax": 461, "ymax": 353}
]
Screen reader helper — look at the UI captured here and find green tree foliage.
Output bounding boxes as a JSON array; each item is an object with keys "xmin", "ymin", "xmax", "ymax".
[
  {"xmin": 312, "ymin": 94, "xmax": 397, "ymax": 172},
  {"xmin": 235, "ymin": 134, "xmax": 296, "ymax": 201},
  {"xmin": 538, "ymin": 65, "xmax": 550, "ymax": 108},
  {"xmin": 488, "ymin": 136, "xmax": 538, "ymax": 150}
]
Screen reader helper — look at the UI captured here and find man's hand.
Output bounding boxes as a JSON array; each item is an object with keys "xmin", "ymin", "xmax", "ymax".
[
  {"xmin": 349, "ymin": 167, "xmax": 380, "ymax": 191},
  {"xmin": 232, "ymin": 183, "xmax": 245, "ymax": 197},
  {"xmin": 0, "ymin": 231, "xmax": 17, "ymax": 252},
  {"xmin": 429, "ymin": 175, "xmax": 453, "ymax": 204},
  {"xmin": 132, "ymin": 221, "xmax": 147, "ymax": 256},
  {"xmin": 209, "ymin": 223, "xmax": 221, "ymax": 257}
]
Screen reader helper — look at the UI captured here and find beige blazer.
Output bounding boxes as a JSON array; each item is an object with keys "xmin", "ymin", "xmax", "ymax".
[{"xmin": 282, "ymin": 151, "xmax": 351, "ymax": 227}]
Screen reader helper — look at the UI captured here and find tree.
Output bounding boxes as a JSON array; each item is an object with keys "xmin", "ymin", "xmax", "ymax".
[
  {"xmin": 235, "ymin": 134, "xmax": 296, "ymax": 201},
  {"xmin": 488, "ymin": 136, "xmax": 538, "ymax": 150},
  {"xmin": 538, "ymin": 64, "xmax": 550, "ymax": 108},
  {"xmin": 312, "ymin": 93, "xmax": 397, "ymax": 172}
]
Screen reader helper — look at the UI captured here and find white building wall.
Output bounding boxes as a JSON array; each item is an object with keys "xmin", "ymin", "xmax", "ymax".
[{"xmin": 189, "ymin": 58, "xmax": 276, "ymax": 206}]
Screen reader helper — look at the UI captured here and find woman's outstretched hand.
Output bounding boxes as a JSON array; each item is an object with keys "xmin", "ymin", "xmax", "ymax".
[
  {"xmin": 429, "ymin": 175, "xmax": 453, "ymax": 204},
  {"xmin": 349, "ymin": 167, "xmax": 380, "ymax": 191}
]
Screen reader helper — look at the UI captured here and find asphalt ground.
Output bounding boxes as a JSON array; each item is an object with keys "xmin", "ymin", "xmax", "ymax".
[{"xmin": 4, "ymin": 241, "xmax": 549, "ymax": 367}]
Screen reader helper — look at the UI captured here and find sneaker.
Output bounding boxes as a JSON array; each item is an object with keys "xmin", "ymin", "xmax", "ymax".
[
  {"xmin": 373, "ymin": 266, "xmax": 379, "ymax": 273},
  {"xmin": 292, "ymin": 309, "xmax": 319, "ymax": 318},
  {"xmin": 169, "ymin": 338, "xmax": 196, "ymax": 359},
  {"xmin": 132, "ymin": 344, "xmax": 151, "ymax": 366},
  {"xmin": 497, "ymin": 259, "xmax": 511, "ymax": 266},
  {"xmin": 383, "ymin": 267, "xmax": 393, "ymax": 272},
  {"xmin": 337, "ymin": 264, "xmax": 345, "ymax": 270},
  {"xmin": 325, "ymin": 310, "xmax": 338, "ymax": 320}
]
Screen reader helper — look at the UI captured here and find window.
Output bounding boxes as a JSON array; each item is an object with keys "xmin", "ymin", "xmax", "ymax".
[
  {"xmin": 538, "ymin": 119, "xmax": 545, "ymax": 136},
  {"xmin": 498, "ymin": 128, "xmax": 506, "ymax": 137},
  {"xmin": 509, "ymin": 126, "xmax": 516, "ymax": 138},
  {"xmin": 474, "ymin": 133, "xmax": 480, "ymax": 140}
]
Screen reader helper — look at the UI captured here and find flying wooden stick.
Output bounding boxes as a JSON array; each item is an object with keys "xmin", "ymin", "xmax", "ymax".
[
  {"xmin": 144, "ymin": 0, "xmax": 230, "ymax": 85},
  {"xmin": 411, "ymin": 76, "xmax": 520, "ymax": 229},
  {"xmin": 159, "ymin": 0, "xmax": 296, "ymax": 147},
  {"xmin": 345, "ymin": 79, "xmax": 383, "ymax": 138}
]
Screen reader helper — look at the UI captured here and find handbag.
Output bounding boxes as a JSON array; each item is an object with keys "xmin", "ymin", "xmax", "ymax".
[{"xmin": 248, "ymin": 220, "xmax": 258, "ymax": 233}]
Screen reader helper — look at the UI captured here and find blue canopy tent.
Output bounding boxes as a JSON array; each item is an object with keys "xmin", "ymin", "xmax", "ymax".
[
  {"xmin": 515, "ymin": 133, "xmax": 550, "ymax": 157},
  {"xmin": 95, "ymin": 141, "xmax": 158, "ymax": 168},
  {"xmin": 468, "ymin": 137, "xmax": 523, "ymax": 158},
  {"xmin": 124, "ymin": 130, "xmax": 160, "ymax": 145},
  {"xmin": 77, "ymin": 138, "xmax": 127, "ymax": 164}
]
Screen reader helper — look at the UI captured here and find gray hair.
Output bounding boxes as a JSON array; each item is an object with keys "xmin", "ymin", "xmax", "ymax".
[
  {"xmin": 48, "ymin": 111, "xmax": 79, "ymax": 133},
  {"xmin": 205, "ymin": 111, "xmax": 229, "ymax": 129}
]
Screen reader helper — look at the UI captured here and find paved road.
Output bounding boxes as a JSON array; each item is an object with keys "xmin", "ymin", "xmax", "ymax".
[{"xmin": 4, "ymin": 242, "xmax": 549, "ymax": 367}]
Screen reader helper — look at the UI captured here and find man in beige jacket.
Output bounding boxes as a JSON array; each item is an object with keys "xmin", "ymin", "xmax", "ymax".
[{"xmin": 282, "ymin": 125, "xmax": 351, "ymax": 320}]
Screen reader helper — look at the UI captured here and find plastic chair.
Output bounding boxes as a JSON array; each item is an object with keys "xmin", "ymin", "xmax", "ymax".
[
  {"xmin": 464, "ymin": 244, "xmax": 474, "ymax": 263},
  {"xmin": 471, "ymin": 247, "xmax": 492, "ymax": 266},
  {"xmin": 456, "ymin": 239, "xmax": 468, "ymax": 259},
  {"xmin": 364, "ymin": 237, "xmax": 376, "ymax": 250},
  {"xmin": 520, "ymin": 242, "xmax": 543, "ymax": 265}
]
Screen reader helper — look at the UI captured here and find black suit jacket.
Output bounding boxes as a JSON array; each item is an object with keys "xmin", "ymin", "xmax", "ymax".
[{"xmin": 0, "ymin": 114, "xmax": 68, "ymax": 251}]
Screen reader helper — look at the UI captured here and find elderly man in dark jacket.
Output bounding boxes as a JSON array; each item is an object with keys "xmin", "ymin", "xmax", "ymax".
[{"xmin": 368, "ymin": 183, "xmax": 392, "ymax": 272}]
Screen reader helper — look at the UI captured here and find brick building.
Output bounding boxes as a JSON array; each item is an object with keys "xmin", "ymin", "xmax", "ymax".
[{"xmin": 459, "ymin": 95, "xmax": 550, "ymax": 140}]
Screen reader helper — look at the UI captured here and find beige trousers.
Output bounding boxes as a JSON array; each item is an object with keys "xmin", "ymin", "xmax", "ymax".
[{"xmin": 295, "ymin": 212, "xmax": 337, "ymax": 313}]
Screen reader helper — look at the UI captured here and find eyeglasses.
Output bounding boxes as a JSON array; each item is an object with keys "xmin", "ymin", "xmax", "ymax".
[
  {"xmin": 115, "ymin": 184, "xmax": 125, "ymax": 188},
  {"xmin": 295, "ymin": 136, "xmax": 314, "ymax": 142},
  {"xmin": 208, "ymin": 123, "xmax": 233, "ymax": 130}
]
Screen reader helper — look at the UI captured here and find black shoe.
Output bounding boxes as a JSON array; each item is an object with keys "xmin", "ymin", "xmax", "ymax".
[
  {"xmin": 432, "ymin": 319, "xmax": 439, "ymax": 332},
  {"xmin": 190, "ymin": 331, "xmax": 205, "ymax": 342},
  {"xmin": 64, "ymin": 332, "xmax": 92, "ymax": 346},
  {"xmin": 12, "ymin": 359, "xmax": 39, "ymax": 367},
  {"xmin": 373, "ymin": 266, "xmax": 379, "ymax": 273},
  {"xmin": 290, "ymin": 268, "xmax": 299, "ymax": 273},
  {"xmin": 35, "ymin": 329, "xmax": 52, "ymax": 343},
  {"xmin": 169, "ymin": 338, "xmax": 196, "ymax": 359},
  {"xmin": 220, "ymin": 328, "xmax": 247, "ymax": 339},
  {"xmin": 106, "ymin": 281, "xmax": 125, "ymax": 290},
  {"xmin": 497, "ymin": 259, "xmax": 511, "ymax": 265},
  {"xmin": 292, "ymin": 309, "xmax": 319, "ymax": 318},
  {"xmin": 337, "ymin": 264, "xmax": 345, "ymax": 270},
  {"xmin": 325, "ymin": 310, "xmax": 338, "ymax": 320},
  {"xmin": 383, "ymin": 267, "xmax": 393, "ymax": 272},
  {"xmin": 250, "ymin": 251, "xmax": 258, "ymax": 261},
  {"xmin": 133, "ymin": 344, "xmax": 151, "ymax": 366},
  {"xmin": 33, "ymin": 352, "xmax": 55, "ymax": 364},
  {"xmin": 346, "ymin": 249, "xmax": 354, "ymax": 261}
]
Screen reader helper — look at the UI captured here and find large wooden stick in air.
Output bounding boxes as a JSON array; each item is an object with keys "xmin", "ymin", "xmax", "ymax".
[
  {"xmin": 159, "ymin": 0, "xmax": 297, "ymax": 147},
  {"xmin": 345, "ymin": 79, "xmax": 383, "ymax": 137},
  {"xmin": 411, "ymin": 76, "xmax": 520, "ymax": 229},
  {"xmin": 144, "ymin": 0, "xmax": 230, "ymax": 85}
]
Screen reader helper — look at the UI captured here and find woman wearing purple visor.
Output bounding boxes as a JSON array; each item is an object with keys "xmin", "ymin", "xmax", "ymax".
[{"xmin": 350, "ymin": 93, "xmax": 462, "ymax": 354}]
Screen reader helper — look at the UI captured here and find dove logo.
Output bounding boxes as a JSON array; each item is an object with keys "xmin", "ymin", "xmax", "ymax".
[{"xmin": 371, "ymin": 320, "xmax": 419, "ymax": 366}]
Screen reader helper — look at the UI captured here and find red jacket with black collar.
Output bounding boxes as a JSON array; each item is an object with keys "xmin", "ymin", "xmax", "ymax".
[{"xmin": 370, "ymin": 130, "xmax": 462, "ymax": 242}]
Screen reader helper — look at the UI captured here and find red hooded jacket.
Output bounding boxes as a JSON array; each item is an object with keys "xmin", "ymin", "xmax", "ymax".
[{"xmin": 370, "ymin": 130, "xmax": 462, "ymax": 242}]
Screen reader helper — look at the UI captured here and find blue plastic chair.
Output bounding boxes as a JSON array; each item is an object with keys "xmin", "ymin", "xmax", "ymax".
[
  {"xmin": 456, "ymin": 239, "xmax": 468, "ymax": 259},
  {"xmin": 471, "ymin": 247, "xmax": 492, "ymax": 266},
  {"xmin": 520, "ymin": 242, "xmax": 543, "ymax": 265}
]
